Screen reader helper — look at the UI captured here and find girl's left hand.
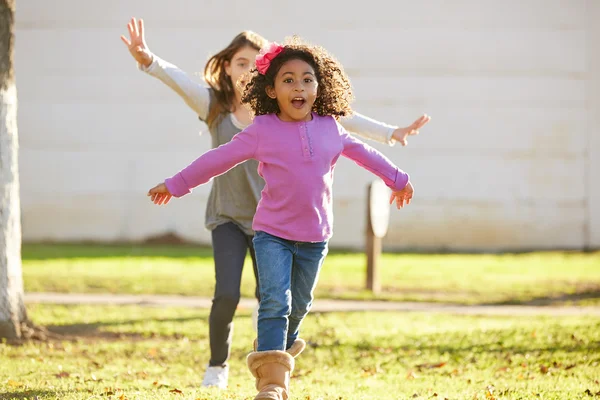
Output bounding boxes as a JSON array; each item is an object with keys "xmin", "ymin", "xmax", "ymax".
[
  {"xmin": 392, "ymin": 114, "xmax": 431, "ymax": 146},
  {"xmin": 390, "ymin": 181, "xmax": 414, "ymax": 209},
  {"xmin": 148, "ymin": 182, "xmax": 172, "ymax": 205}
]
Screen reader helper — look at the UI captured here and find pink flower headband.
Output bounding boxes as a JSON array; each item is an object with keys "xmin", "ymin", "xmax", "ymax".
[{"xmin": 255, "ymin": 42, "xmax": 285, "ymax": 75}]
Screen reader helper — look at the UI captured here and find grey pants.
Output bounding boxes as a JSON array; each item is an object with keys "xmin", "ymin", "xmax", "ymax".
[{"xmin": 209, "ymin": 222, "xmax": 260, "ymax": 367}]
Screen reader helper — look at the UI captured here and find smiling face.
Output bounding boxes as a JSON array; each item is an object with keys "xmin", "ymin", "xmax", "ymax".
[
  {"xmin": 225, "ymin": 45, "xmax": 260, "ymax": 97},
  {"xmin": 265, "ymin": 58, "xmax": 319, "ymax": 122}
]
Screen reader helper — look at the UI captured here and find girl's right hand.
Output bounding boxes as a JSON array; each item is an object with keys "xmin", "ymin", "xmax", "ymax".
[
  {"xmin": 120, "ymin": 17, "xmax": 153, "ymax": 68},
  {"xmin": 148, "ymin": 182, "xmax": 173, "ymax": 205}
]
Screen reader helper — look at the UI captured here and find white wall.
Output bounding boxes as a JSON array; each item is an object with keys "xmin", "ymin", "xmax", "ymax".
[{"xmin": 14, "ymin": 0, "xmax": 597, "ymax": 251}]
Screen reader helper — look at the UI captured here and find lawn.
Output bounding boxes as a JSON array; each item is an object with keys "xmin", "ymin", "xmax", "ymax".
[
  {"xmin": 1, "ymin": 304, "xmax": 599, "ymax": 399},
  {"xmin": 22, "ymin": 244, "xmax": 600, "ymax": 305}
]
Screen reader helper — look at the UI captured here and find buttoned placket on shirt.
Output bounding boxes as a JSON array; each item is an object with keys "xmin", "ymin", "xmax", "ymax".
[{"xmin": 299, "ymin": 121, "xmax": 313, "ymax": 158}]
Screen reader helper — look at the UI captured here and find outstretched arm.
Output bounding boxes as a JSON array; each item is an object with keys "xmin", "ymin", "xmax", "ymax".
[
  {"xmin": 340, "ymin": 112, "xmax": 430, "ymax": 147},
  {"xmin": 148, "ymin": 126, "xmax": 258, "ymax": 204},
  {"xmin": 339, "ymin": 126, "xmax": 413, "ymax": 208},
  {"xmin": 121, "ymin": 17, "xmax": 211, "ymax": 119}
]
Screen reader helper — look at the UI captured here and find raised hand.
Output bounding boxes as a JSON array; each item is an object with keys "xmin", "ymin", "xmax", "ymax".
[
  {"xmin": 147, "ymin": 182, "xmax": 173, "ymax": 205},
  {"xmin": 392, "ymin": 114, "xmax": 431, "ymax": 146},
  {"xmin": 120, "ymin": 17, "xmax": 153, "ymax": 68},
  {"xmin": 390, "ymin": 181, "xmax": 414, "ymax": 209}
]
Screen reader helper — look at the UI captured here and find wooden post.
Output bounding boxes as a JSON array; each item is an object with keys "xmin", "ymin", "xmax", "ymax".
[
  {"xmin": 365, "ymin": 180, "xmax": 391, "ymax": 294},
  {"xmin": 366, "ymin": 199, "xmax": 381, "ymax": 293}
]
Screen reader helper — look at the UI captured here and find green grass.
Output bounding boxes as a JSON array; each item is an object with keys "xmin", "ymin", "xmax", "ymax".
[
  {"xmin": 1, "ymin": 304, "xmax": 599, "ymax": 399},
  {"xmin": 22, "ymin": 244, "xmax": 600, "ymax": 305}
]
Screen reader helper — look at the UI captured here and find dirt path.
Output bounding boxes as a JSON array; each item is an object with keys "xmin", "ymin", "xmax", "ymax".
[{"xmin": 24, "ymin": 293, "xmax": 600, "ymax": 316}]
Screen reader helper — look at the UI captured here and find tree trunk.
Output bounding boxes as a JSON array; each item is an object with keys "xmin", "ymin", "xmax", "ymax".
[{"xmin": 0, "ymin": 0, "xmax": 26, "ymax": 340}]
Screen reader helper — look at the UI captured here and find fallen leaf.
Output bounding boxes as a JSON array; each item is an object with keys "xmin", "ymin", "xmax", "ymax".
[
  {"xmin": 540, "ymin": 365, "xmax": 549, "ymax": 374},
  {"xmin": 293, "ymin": 368, "xmax": 313, "ymax": 378},
  {"xmin": 406, "ymin": 370, "xmax": 418, "ymax": 380},
  {"xmin": 169, "ymin": 388, "xmax": 183, "ymax": 395},
  {"xmin": 55, "ymin": 372, "xmax": 70, "ymax": 378},
  {"xmin": 565, "ymin": 364, "xmax": 576, "ymax": 370},
  {"xmin": 7, "ymin": 380, "xmax": 23, "ymax": 388},
  {"xmin": 416, "ymin": 362, "xmax": 447, "ymax": 370},
  {"xmin": 375, "ymin": 347, "xmax": 392, "ymax": 354},
  {"xmin": 485, "ymin": 385, "xmax": 496, "ymax": 400},
  {"xmin": 361, "ymin": 366, "xmax": 379, "ymax": 377},
  {"xmin": 147, "ymin": 348, "xmax": 158, "ymax": 357}
]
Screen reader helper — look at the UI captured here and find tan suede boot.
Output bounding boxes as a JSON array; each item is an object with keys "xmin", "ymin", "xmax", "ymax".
[
  {"xmin": 247, "ymin": 350, "xmax": 295, "ymax": 400},
  {"xmin": 253, "ymin": 338, "xmax": 307, "ymax": 358}
]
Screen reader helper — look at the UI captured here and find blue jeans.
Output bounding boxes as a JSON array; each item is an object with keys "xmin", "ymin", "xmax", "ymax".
[{"xmin": 252, "ymin": 231, "xmax": 328, "ymax": 351}]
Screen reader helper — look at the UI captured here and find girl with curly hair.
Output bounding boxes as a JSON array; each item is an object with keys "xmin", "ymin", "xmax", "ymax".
[
  {"xmin": 146, "ymin": 37, "xmax": 417, "ymax": 400},
  {"xmin": 121, "ymin": 18, "xmax": 429, "ymax": 390}
]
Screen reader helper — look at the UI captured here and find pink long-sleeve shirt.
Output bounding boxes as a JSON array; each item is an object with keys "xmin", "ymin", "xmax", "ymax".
[{"xmin": 165, "ymin": 113, "xmax": 409, "ymax": 242}]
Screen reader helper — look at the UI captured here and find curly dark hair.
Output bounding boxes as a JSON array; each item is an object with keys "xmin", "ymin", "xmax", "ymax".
[{"xmin": 240, "ymin": 37, "xmax": 354, "ymax": 119}]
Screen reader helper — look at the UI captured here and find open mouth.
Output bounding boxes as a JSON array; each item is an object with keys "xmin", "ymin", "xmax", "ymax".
[{"xmin": 291, "ymin": 97, "xmax": 306, "ymax": 109}]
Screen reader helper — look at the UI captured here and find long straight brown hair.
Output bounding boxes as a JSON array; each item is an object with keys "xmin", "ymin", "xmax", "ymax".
[{"xmin": 203, "ymin": 31, "xmax": 267, "ymax": 128}]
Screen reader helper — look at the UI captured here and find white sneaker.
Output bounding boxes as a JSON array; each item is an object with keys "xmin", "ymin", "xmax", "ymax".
[
  {"xmin": 252, "ymin": 302, "xmax": 259, "ymax": 333},
  {"xmin": 201, "ymin": 365, "xmax": 228, "ymax": 389}
]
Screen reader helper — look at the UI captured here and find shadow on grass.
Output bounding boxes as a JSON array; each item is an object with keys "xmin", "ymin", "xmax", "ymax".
[
  {"xmin": 0, "ymin": 390, "xmax": 58, "ymax": 399},
  {"xmin": 22, "ymin": 242, "xmax": 364, "ymax": 261},
  {"xmin": 310, "ymin": 332, "xmax": 600, "ymax": 360},
  {"xmin": 44, "ymin": 315, "xmax": 213, "ymax": 340},
  {"xmin": 405, "ymin": 337, "xmax": 600, "ymax": 356},
  {"xmin": 22, "ymin": 243, "xmax": 215, "ymax": 260},
  {"xmin": 484, "ymin": 287, "xmax": 600, "ymax": 306}
]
